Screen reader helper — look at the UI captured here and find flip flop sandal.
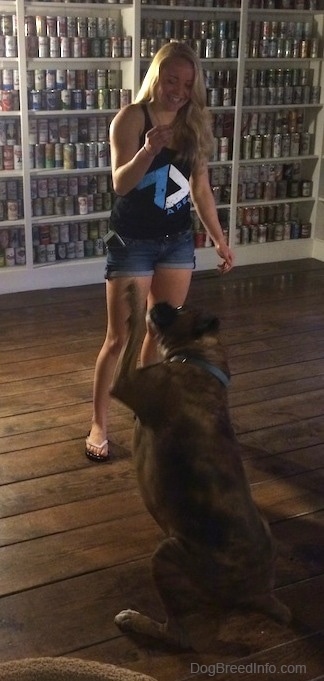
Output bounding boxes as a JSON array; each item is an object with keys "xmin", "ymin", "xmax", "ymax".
[{"xmin": 85, "ymin": 434, "xmax": 109, "ymax": 462}]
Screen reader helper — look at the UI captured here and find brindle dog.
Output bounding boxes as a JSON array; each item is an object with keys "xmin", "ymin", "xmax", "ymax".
[{"xmin": 111, "ymin": 284, "xmax": 291, "ymax": 649}]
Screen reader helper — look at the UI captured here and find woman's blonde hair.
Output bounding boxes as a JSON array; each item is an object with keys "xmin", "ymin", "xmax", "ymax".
[{"xmin": 135, "ymin": 41, "xmax": 214, "ymax": 170}]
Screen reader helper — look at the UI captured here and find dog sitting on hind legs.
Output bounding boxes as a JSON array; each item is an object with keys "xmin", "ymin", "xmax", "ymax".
[{"xmin": 110, "ymin": 282, "xmax": 291, "ymax": 650}]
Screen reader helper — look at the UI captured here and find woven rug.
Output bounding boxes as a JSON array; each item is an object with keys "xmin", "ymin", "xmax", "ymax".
[{"xmin": 0, "ymin": 658, "xmax": 158, "ymax": 681}]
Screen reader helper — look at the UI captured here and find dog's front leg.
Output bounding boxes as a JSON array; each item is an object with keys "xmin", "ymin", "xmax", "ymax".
[
  {"xmin": 115, "ymin": 537, "xmax": 200, "ymax": 649},
  {"xmin": 114, "ymin": 609, "xmax": 189, "ymax": 649}
]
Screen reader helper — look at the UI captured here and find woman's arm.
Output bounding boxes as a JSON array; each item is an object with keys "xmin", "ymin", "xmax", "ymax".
[
  {"xmin": 110, "ymin": 104, "xmax": 172, "ymax": 196},
  {"xmin": 110, "ymin": 104, "xmax": 153, "ymax": 196},
  {"xmin": 190, "ymin": 164, "xmax": 234, "ymax": 272}
]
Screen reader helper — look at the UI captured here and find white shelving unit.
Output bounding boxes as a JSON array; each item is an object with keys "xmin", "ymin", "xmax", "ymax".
[{"xmin": 1, "ymin": 0, "xmax": 324, "ymax": 293}]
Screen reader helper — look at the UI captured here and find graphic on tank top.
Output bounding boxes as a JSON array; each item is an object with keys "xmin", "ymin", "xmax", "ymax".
[
  {"xmin": 136, "ymin": 163, "xmax": 190, "ymax": 214},
  {"xmin": 109, "ymin": 104, "xmax": 192, "ymax": 238}
]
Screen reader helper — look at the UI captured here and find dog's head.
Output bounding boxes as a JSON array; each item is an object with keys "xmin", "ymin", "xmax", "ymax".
[{"xmin": 148, "ymin": 302, "xmax": 221, "ymax": 357}]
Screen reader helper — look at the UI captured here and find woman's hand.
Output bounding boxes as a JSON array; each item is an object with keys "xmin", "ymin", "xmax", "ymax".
[
  {"xmin": 215, "ymin": 241, "xmax": 234, "ymax": 273},
  {"xmin": 144, "ymin": 125, "xmax": 173, "ymax": 157}
]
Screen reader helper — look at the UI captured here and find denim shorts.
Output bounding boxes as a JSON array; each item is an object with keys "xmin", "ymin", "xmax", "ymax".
[{"xmin": 104, "ymin": 229, "xmax": 195, "ymax": 279}]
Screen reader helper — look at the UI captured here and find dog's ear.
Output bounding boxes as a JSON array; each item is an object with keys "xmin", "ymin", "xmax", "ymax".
[
  {"xmin": 194, "ymin": 315, "xmax": 220, "ymax": 338},
  {"xmin": 150, "ymin": 302, "xmax": 178, "ymax": 329}
]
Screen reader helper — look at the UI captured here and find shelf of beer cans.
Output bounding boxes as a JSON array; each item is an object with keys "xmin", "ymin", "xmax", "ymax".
[
  {"xmin": 32, "ymin": 218, "xmax": 110, "ymax": 266},
  {"xmin": 140, "ymin": 16, "xmax": 240, "ymax": 59},
  {"xmin": 24, "ymin": 11, "xmax": 133, "ymax": 115},
  {"xmin": 235, "ymin": 200, "xmax": 312, "ymax": 246},
  {"xmin": 31, "ymin": 172, "xmax": 113, "ymax": 218},
  {"xmin": 25, "ymin": 14, "xmax": 132, "ymax": 58},
  {"xmin": 0, "ymin": 225, "xmax": 25, "ymax": 267},
  {"xmin": 0, "ymin": 172, "xmax": 25, "ymax": 267},
  {"xmin": 28, "ymin": 115, "xmax": 112, "ymax": 170},
  {"xmin": 1, "ymin": 0, "xmax": 324, "ymax": 281},
  {"xmin": 140, "ymin": 0, "xmax": 319, "ymax": 8},
  {"xmin": 27, "ymin": 69, "xmax": 131, "ymax": 113}
]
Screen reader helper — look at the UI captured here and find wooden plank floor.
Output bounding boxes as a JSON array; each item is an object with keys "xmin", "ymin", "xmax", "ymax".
[{"xmin": 0, "ymin": 258, "xmax": 324, "ymax": 681}]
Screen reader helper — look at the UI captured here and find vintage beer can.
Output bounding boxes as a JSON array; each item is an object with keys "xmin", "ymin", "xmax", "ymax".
[
  {"xmin": 111, "ymin": 37, "xmax": 122, "ymax": 58},
  {"xmin": 85, "ymin": 90, "xmax": 96, "ymax": 110},
  {"xmin": 49, "ymin": 36, "xmax": 60, "ymax": 58},
  {"xmin": 272, "ymin": 133, "xmax": 282, "ymax": 158},
  {"xmin": 300, "ymin": 132, "xmax": 311, "ymax": 156},
  {"xmin": 63, "ymin": 196, "xmax": 74, "ymax": 216},
  {"xmin": 281, "ymin": 133, "xmax": 291, "ymax": 157},
  {"xmin": 98, "ymin": 88, "xmax": 109, "ymax": 109},
  {"xmin": 65, "ymin": 242, "xmax": 75, "ymax": 259},
  {"xmin": 54, "ymin": 197, "xmax": 64, "ymax": 216},
  {"xmin": 78, "ymin": 195, "xmax": 88, "ymax": 215},
  {"xmin": 34, "ymin": 144, "xmax": 45, "ymax": 168},
  {"xmin": 120, "ymin": 88, "xmax": 131, "ymax": 108},
  {"xmin": 222, "ymin": 88, "xmax": 232, "ymax": 107},
  {"xmin": 86, "ymin": 142, "xmax": 97, "ymax": 168},
  {"xmin": 45, "ymin": 69, "xmax": 56, "ymax": 90},
  {"xmin": 45, "ymin": 143, "xmax": 55, "ymax": 168},
  {"xmin": 97, "ymin": 141, "xmax": 108, "ymax": 167},
  {"xmin": 54, "ymin": 143, "xmax": 63, "ymax": 168},
  {"xmin": 30, "ymin": 90, "xmax": 42, "ymax": 111},
  {"xmin": 56, "ymin": 69, "xmax": 66, "ymax": 90},
  {"xmin": 290, "ymin": 132, "xmax": 300, "ymax": 156},
  {"xmin": 219, "ymin": 137, "xmax": 229, "ymax": 161},
  {"xmin": 300, "ymin": 222, "xmax": 311, "ymax": 238},
  {"xmin": 252, "ymin": 135, "xmax": 262, "ymax": 159},
  {"xmin": 63, "ymin": 143, "xmax": 75, "ymax": 169},
  {"xmin": 262, "ymin": 134, "xmax": 272, "ymax": 159},
  {"xmin": 5, "ymin": 35, "xmax": 17, "ymax": 57},
  {"xmin": 57, "ymin": 15, "xmax": 67, "ymax": 37},
  {"xmin": 61, "ymin": 89, "xmax": 72, "ymax": 110},
  {"xmin": 123, "ymin": 36, "xmax": 132, "ymax": 58},
  {"xmin": 75, "ymin": 142, "xmax": 85, "ymax": 168},
  {"xmin": 71, "ymin": 89, "xmax": 83, "ymax": 110},
  {"xmin": 46, "ymin": 89, "xmax": 60, "ymax": 111},
  {"xmin": 74, "ymin": 240, "xmax": 84, "ymax": 259},
  {"xmin": 72, "ymin": 37, "xmax": 82, "ymax": 58},
  {"xmin": 301, "ymin": 180, "xmax": 312, "ymax": 197},
  {"xmin": 242, "ymin": 135, "xmax": 252, "ymax": 160}
]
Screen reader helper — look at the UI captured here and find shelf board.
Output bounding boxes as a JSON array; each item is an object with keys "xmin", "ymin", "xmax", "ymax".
[
  {"xmin": 242, "ymin": 104, "xmax": 323, "ymax": 111},
  {"xmin": 208, "ymin": 161, "xmax": 232, "ymax": 167},
  {"xmin": 0, "ymin": 111, "xmax": 20, "ymax": 118},
  {"xmin": 245, "ymin": 58, "xmax": 322, "ymax": 65},
  {"xmin": 24, "ymin": 2, "xmax": 133, "ymax": 16},
  {"xmin": 26, "ymin": 58, "xmax": 132, "ymax": 69},
  {"xmin": 140, "ymin": 4, "xmax": 241, "ymax": 13},
  {"xmin": 0, "ymin": 220, "xmax": 25, "ymax": 229},
  {"xmin": 0, "ymin": 4, "xmax": 17, "ymax": 15},
  {"xmin": 0, "ymin": 170, "xmax": 23, "ymax": 178},
  {"xmin": 237, "ymin": 197, "xmax": 315, "ymax": 207},
  {"xmin": 140, "ymin": 57, "xmax": 238, "ymax": 65},
  {"xmin": 248, "ymin": 6, "xmax": 324, "ymax": 15},
  {"xmin": 28, "ymin": 109, "xmax": 117, "ymax": 117},
  {"xmin": 239, "ymin": 155, "xmax": 318, "ymax": 164},
  {"xmin": 30, "ymin": 166, "xmax": 111, "ymax": 176},
  {"xmin": 209, "ymin": 106, "xmax": 235, "ymax": 113},
  {"xmin": 31, "ymin": 210, "xmax": 111, "ymax": 225},
  {"xmin": 0, "ymin": 58, "xmax": 18, "ymax": 68}
]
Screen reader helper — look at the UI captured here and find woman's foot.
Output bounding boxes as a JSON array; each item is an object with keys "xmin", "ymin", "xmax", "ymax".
[{"xmin": 85, "ymin": 432, "xmax": 109, "ymax": 462}]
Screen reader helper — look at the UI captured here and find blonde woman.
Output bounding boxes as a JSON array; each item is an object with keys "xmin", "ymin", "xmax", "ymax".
[{"xmin": 85, "ymin": 41, "xmax": 234, "ymax": 462}]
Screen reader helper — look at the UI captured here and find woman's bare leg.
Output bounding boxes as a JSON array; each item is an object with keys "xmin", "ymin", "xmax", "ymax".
[
  {"xmin": 140, "ymin": 267, "xmax": 193, "ymax": 366},
  {"xmin": 86, "ymin": 275, "xmax": 152, "ymax": 459}
]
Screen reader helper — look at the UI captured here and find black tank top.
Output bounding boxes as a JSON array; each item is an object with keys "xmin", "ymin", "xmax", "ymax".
[{"xmin": 109, "ymin": 105, "xmax": 192, "ymax": 239}]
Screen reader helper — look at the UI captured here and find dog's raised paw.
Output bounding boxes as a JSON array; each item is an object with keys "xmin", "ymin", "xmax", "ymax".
[{"xmin": 115, "ymin": 609, "xmax": 139, "ymax": 631}]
